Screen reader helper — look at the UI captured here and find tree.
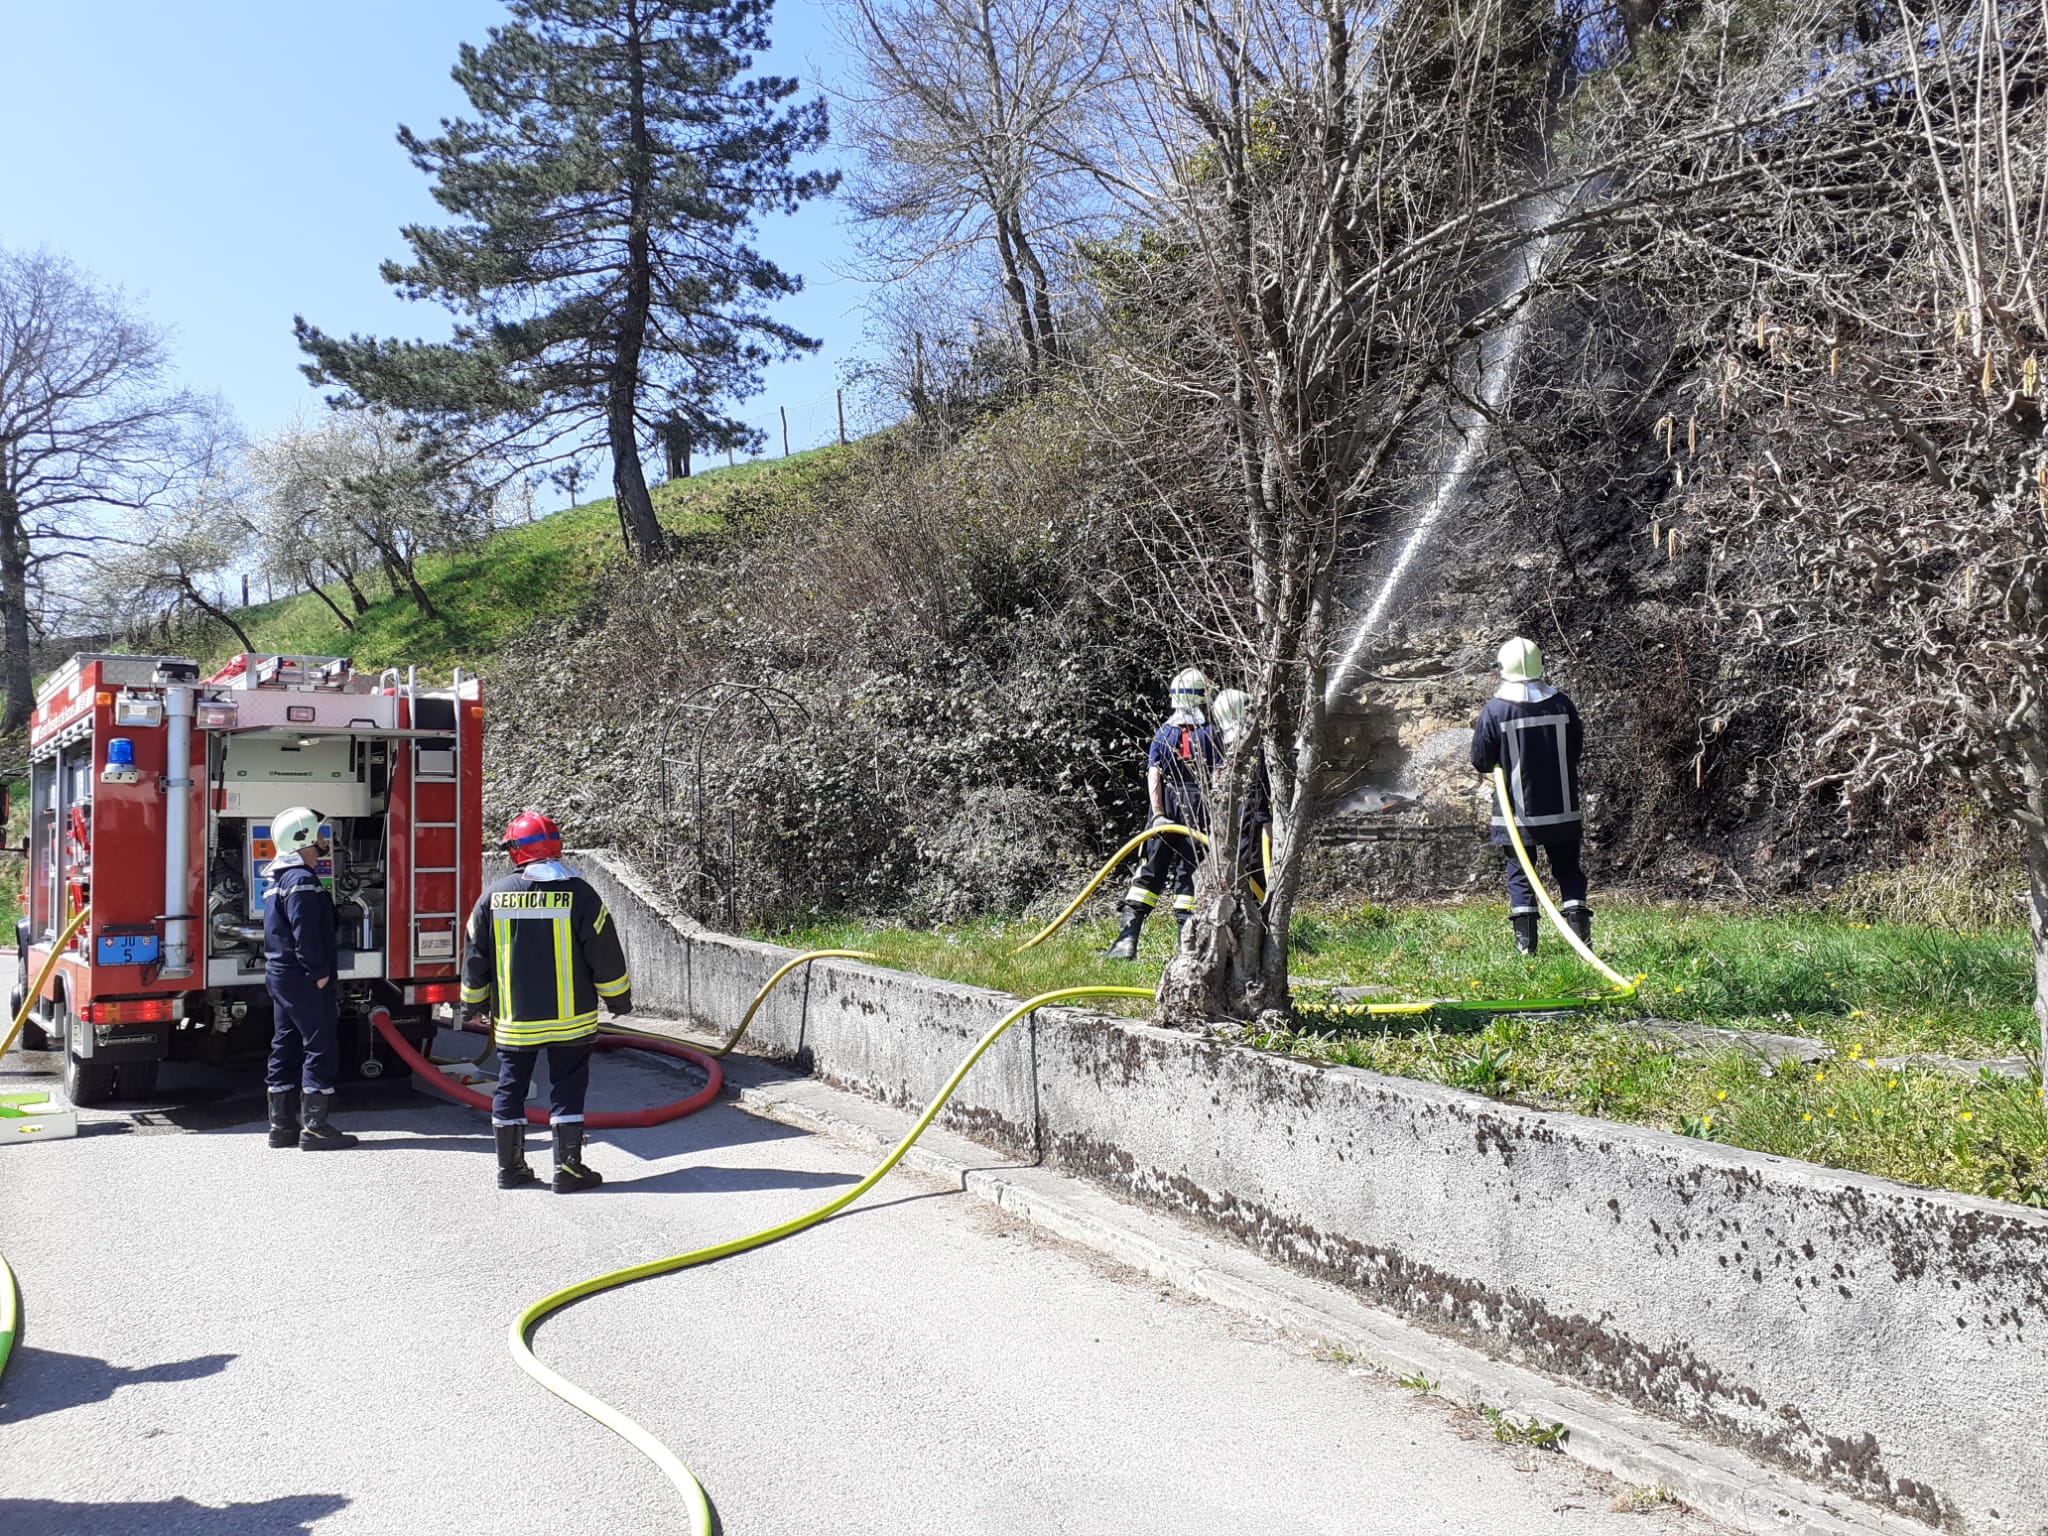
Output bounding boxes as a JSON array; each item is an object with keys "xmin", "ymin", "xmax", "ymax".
[
  {"xmin": 835, "ymin": 0, "xmax": 1120, "ymax": 375},
  {"xmin": 94, "ymin": 446, "xmax": 259, "ymax": 656},
  {"xmin": 1079, "ymin": 0, "xmax": 1871, "ymax": 1024},
  {"xmin": 0, "ymin": 248, "xmax": 192, "ymax": 729},
  {"xmin": 246, "ymin": 413, "xmax": 495, "ymax": 622},
  {"xmin": 296, "ymin": 0, "xmax": 834, "ymax": 562}
]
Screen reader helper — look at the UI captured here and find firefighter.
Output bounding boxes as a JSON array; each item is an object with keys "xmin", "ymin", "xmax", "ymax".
[
  {"xmin": 1103, "ymin": 668, "xmax": 1218, "ymax": 961},
  {"xmin": 1470, "ymin": 637, "xmax": 1589, "ymax": 956},
  {"xmin": 461, "ymin": 811, "xmax": 632, "ymax": 1193},
  {"xmin": 1210, "ymin": 688, "xmax": 1272, "ymax": 904},
  {"xmin": 263, "ymin": 805, "xmax": 356, "ymax": 1150}
]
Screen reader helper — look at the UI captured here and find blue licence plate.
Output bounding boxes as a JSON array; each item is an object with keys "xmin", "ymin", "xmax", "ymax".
[{"xmin": 96, "ymin": 933, "xmax": 161, "ymax": 967}]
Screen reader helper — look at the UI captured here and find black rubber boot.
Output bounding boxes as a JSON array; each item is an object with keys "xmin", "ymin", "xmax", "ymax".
[
  {"xmin": 1101, "ymin": 906, "xmax": 1146, "ymax": 962},
  {"xmin": 551, "ymin": 1123, "xmax": 603, "ymax": 1193},
  {"xmin": 1512, "ymin": 913, "xmax": 1540, "ymax": 957},
  {"xmin": 1565, "ymin": 906, "xmax": 1594, "ymax": 947},
  {"xmin": 299, "ymin": 1092, "xmax": 358, "ymax": 1150},
  {"xmin": 266, "ymin": 1089, "xmax": 300, "ymax": 1149},
  {"xmin": 496, "ymin": 1123, "xmax": 538, "ymax": 1189}
]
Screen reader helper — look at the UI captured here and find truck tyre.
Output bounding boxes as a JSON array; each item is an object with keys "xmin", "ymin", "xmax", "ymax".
[
  {"xmin": 116, "ymin": 1060, "xmax": 160, "ymax": 1101},
  {"xmin": 63, "ymin": 1039, "xmax": 116, "ymax": 1107}
]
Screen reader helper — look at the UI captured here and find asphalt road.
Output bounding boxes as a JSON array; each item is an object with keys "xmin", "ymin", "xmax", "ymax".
[{"xmin": 0, "ymin": 1035, "xmax": 1719, "ymax": 1535}]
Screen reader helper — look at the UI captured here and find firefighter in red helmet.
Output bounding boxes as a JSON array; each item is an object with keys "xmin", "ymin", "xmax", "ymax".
[{"xmin": 460, "ymin": 811, "xmax": 633, "ymax": 1192}]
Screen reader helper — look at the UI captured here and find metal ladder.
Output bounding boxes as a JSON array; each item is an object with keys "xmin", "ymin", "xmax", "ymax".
[{"xmin": 401, "ymin": 666, "xmax": 464, "ymax": 967}]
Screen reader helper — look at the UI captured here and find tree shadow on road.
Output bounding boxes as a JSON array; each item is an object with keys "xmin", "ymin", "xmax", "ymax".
[
  {"xmin": 0, "ymin": 1346, "xmax": 235, "ymax": 1424},
  {"xmin": 0, "ymin": 1493, "xmax": 347, "ymax": 1533}
]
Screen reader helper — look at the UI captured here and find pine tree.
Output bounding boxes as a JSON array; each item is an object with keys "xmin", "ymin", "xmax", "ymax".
[{"xmin": 296, "ymin": 0, "xmax": 833, "ymax": 561}]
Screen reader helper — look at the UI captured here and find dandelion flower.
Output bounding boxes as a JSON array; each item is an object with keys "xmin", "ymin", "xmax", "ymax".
[
  {"xmin": 1715, "ymin": 1090, "xmax": 1728, "ymax": 1102},
  {"xmin": 1802, "ymin": 1112, "xmax": 1814, "ymax": 1122},
  {"xmin": 1887, "ymin": 1077, "xmax": 1898, "ymax": 1090},
  {"xmin": 1825, "ymin": 1107, "xmax": 1836, "ymax": 1118},
  {"xmin": 1813, "ymin": 1070, "xmax": 1826, "ymax": 1084},
  {"xmin": 1961, "ymin": 1111, "xmax": 1975, "ymax": 1123},
  {"xmin": 1702, "ymin": 1115, "xmax": 1714, "ymax": 1131}
]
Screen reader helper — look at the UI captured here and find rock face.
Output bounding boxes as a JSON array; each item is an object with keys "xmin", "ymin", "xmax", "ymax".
[{"xmin": 1309, "ymin": 283, "xmax": 1977, "ymax": 901}]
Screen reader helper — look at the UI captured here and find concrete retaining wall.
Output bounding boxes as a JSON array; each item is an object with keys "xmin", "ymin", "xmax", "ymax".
[{"xmin": 572, "ymin": 849, "xmax": 2048, "ymax": 1535}]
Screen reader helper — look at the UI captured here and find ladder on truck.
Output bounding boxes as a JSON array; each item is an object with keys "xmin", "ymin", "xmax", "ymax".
[{"xmin": 383, "ymin": 666, "xmax": 467, "ymax": 969}]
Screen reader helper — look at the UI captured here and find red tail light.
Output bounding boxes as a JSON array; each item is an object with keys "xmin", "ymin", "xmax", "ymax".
[
  {"xmin": 407, "ymin": 982, "xmax": 459, "ymax": 1005},
  {"xmin": 83, "ymin": 997, "xmax": 175, "ymax": 1026}
]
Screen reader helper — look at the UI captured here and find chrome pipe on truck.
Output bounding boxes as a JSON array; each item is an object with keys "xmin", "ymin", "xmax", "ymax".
[{"xmin": 160, "ymin": 673, "xmax": 196, "ymax": 979}]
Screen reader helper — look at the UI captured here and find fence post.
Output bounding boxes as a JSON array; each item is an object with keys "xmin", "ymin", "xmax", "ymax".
[
  {"xmin": 780, "ymin": 406, "xmax": 790, "ymax": 458},
  {"xmin": 837, "ymin": 389, "xmax": 847, "ymax": 446}
]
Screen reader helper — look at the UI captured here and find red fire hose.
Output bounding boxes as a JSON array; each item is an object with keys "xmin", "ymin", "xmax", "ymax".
[{"xmin": 368, "ymin": 1007, "xmax": 722, "ymax": 1129}]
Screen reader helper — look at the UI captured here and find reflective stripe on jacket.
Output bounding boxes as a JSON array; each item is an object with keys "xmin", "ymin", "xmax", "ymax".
[
  {"xmin": 1470, "ymin": 685, "xmax": 1584, "ymax": 844},
  {"xmin": 459, "ymin": 871, "xmax": 631, "ymax": 1048}
]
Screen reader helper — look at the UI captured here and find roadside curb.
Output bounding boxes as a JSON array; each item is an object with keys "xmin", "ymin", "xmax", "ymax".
[{"xmin": 621, "ymin": 1014, "xmax": 1904, "ymax": 1536}]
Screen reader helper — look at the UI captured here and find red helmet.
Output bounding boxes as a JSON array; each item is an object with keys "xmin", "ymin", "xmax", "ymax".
[{"xmin": 500, "ymin": 810, "xmax": 563, "ymax": 867}]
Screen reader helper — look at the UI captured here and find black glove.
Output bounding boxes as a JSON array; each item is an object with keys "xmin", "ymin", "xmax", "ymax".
[{"xmin": 607, "ymin": 992, "xmax": 634, "ymax": 1018}]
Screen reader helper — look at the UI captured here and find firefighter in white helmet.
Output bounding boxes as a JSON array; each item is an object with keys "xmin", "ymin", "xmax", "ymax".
[
  {"xmin": 1470, "ymin": 637, "xmax": 1589, "ymax": 956},
  {"xmin": 1104, "ymin": 668, "xmax": 1218, "ymax": 960},
  {"xmin": 262, "ymin": 805, "xmax": 355, "ymax": 1150}
]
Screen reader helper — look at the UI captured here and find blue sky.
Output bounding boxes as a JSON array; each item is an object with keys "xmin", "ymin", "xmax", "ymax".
[{"xmin": 0, "ymin": 0, "xmax": 870, "ymax": 500}]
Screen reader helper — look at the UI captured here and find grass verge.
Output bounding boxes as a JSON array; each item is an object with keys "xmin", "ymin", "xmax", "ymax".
[{"xmin": 767, "ymin": 898, "xmax": 2048, "ymax": 1207}]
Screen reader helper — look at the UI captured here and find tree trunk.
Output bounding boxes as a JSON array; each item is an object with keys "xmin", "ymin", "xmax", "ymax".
[
  {"xmin": 180, "ymin": 578, "xmax": 255, "ymax": 653},
  {"xmin": 2028, "ymin": 818, "xmax": 2048, "ymax": 1122},
  {"xmin": 302, "ymin": 576, "xmax": 356, "ymax": 631},
  {"xmin": 607, "ymin": 3, "xmax": 669, "ymax": 564},
  {"xmin": 0, "ymin": 493, "xmax": 32, "ymax": 734},
  {"xmin": 395, "ymin": 555, "xmax": 437, "ymax": 620},
  {"xmin": 334, "ymin": 565, "xmax": 371, "ymax": 614}
]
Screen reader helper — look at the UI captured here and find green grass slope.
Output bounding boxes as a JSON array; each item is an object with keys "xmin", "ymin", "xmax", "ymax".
[{"xmin": 222, "ymin": 447, "xmax": 843, "ymax": 677}]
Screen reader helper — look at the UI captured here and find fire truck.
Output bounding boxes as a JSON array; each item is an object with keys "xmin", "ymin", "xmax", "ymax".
[{"xmin": 13, "ymin": 653, "xmax": 484, "ymax": 1107}]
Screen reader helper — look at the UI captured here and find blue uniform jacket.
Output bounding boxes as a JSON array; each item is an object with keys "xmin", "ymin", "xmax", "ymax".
[
  {"xmin": 263, "ymin": 858, "xmax": 338, "ymax": 982},
  {"xmin": 1470, "ymin": 686, "xmax": 1584, "ymax": 845},
  {"xmin": 1147, "ymin": 719, "xmax": 1221, "ymax": 823}
]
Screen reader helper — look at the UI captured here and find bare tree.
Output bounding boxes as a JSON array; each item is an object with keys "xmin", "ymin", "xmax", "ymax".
[
  {"xmin": 0, "ymin": 248, "xmax": 193, "ymax": 728},
  {"xmin": 1084, "ymin": 0, "xmax": 1885, "ymax": 1023},
  {"xmin": 835, "ymin": 0, "xmax": 1121, "ymax": 374}
]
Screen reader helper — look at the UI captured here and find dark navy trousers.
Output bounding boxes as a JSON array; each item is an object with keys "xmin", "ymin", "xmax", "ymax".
[
  {"xmin": 266, "ymin": 969, "xmax": 341, "ymax": 1095},
  {"xmin": 1500, "ymin": 830, "xmax": 1588, "ymax": 917},
  {"xmin": 492, "ymin": 1041, "xmax": 594, "ymax": 1126}
]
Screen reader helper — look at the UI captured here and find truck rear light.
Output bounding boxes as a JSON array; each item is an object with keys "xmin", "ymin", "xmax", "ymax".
[
  {"xmin": 83, "ymin": 998, "xmax": 175, "ymax": 1026},
  {"xmin": 407, "ymin": 983, "xmax": 459, "ymax": 1005},
  {"xmin": 198, "ymin": 700, "xmax": 238, "ymax": 728}
]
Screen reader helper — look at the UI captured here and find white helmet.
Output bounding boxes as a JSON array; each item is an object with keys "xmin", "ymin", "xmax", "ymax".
[
  {"xmin": 272, "ymin": 806, "xmax": 326, "ymax": 854},
  {"xmin": 1497, "ymin": 637, "xmax": 1543, "ymax": 683},
  {"xmin": 1168, "ymin": 667, "xmax": 1212, "ymax": 722},
  {"xmin": 1211, "ymin": 688, "xmax": 1249, "ymax": 744}
]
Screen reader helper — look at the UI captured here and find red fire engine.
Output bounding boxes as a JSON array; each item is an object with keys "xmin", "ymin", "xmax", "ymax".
[{"xmin": 13, "ymin": 653, "xmax": 484, "ymax": 1106}]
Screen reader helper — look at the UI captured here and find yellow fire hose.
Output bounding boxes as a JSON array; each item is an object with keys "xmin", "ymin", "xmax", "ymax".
[
  {"xmin": 0, "ymin": 902, "xmax": 95, "ymax": 1382},
  {"xmin": 695, "ymin": 948, "xmax": 880, "ymax": 1057},
  {"xmin": 1015, "ymin": 775, "xmax": 1636, "ymax": 1014},
  {"xmin": 1013, "ymin": 823, "xmax": 1212, "ymax": 952},
  {"xmin": 510, "ymin": 982, "xmax": 1156, "ymax": 1535}
]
